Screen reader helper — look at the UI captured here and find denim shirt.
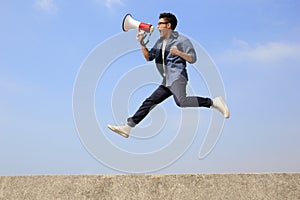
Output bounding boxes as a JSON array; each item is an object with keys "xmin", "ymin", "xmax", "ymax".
[{"xmin": 148, "ymin": 31, "xmax": 197, "ymax": 86}]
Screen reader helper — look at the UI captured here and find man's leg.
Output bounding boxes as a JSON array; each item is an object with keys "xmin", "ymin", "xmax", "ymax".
[
  {"xmin": 169, "ymin": 77, "xmax": 230, "ymax": 118},
  {"xmin": 127, "ymin": 85, "xmax": 172, "ymax": 127},
  {"xmin": 108, "ymin": 85, "xmax": 172, "ymax": 138},
  {"xmin": 170, "ymin": 77, "xmax": 212, "ymax": 108}
]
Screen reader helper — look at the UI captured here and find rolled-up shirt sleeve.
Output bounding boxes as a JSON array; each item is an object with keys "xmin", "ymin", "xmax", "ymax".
[
  {"xmin": 181, "ymin": 38, "xmax": 197, "ymax": 64},
  {"xmin": 148, "ymin": 47, "xmax": 156, "ymax": 61},
  {"xmin": 148, "ymin": 40, "xmax": 160, "ymax": 61}
]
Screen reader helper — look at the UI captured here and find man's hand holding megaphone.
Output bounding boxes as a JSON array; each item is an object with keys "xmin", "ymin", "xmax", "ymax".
[{"xmin": 136, "ymin": 31, "xmax": 147, "ymax": 46}]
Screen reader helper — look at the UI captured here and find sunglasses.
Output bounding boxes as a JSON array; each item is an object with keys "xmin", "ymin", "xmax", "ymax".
[{"xmin": 158, "ymin": 22, "xmax": 169, "ymax": 25}]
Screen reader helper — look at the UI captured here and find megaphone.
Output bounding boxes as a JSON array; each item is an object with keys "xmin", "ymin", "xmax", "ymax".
[
  {"xmin": 122, "ymin": 14, "xmax": 154, "ymax": 33},
  {"xmin": 122, "ymin": 14, "xmax": 154, "ymax": 45}
]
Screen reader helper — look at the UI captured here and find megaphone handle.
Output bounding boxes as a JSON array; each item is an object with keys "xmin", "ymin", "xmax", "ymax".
[
  {"xmin": 136, "ymin": 30, "xmax": 149, "ymax": 46},
  {"xmin": 142, "ymin": 32, "xmax": 150, "ymax": 46}
]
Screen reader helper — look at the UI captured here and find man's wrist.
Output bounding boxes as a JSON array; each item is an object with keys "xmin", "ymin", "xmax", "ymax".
[
  {"xmin": 141, "ymin": 43, "xmax": 147, "ymax": 49},
  {"xmin": 140, "ymin": 40, "xmax": 146, "ymax": 47}
]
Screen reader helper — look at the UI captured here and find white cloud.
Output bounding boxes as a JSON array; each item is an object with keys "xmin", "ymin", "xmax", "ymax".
[
  {"xmin": 34, "ymin": 0, "xmax": 57, "ymax": 14},
  {"xmin": 220, "ymin": 39, "xmax": 300, "ymax": 64}
]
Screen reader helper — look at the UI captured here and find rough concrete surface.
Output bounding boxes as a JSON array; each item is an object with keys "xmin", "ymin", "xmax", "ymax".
[{"xmin": 0, "ymin": 173, "xmax": 299, "ymax": 199}]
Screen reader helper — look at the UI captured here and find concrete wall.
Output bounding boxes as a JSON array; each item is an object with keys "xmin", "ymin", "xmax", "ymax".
[{"xmin": 0, "ymin": 173, "xmax": 299, "ymax": 199}]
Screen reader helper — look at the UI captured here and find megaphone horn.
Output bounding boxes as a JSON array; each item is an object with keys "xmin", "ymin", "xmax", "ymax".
[{"xmin": 122, "ymin": 14, "xmax": 154, "ymax": 34}]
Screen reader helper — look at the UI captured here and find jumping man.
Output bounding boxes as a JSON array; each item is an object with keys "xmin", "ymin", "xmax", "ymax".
[{"xmin": 108, "ymin": 12, "xmax": 230, "ymax": 138}]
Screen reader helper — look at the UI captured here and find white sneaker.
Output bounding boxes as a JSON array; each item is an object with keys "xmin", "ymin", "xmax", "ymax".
[
  {"xmin": 107, "ymin": 124, "xmax": 131, "ymax": 138},
  {"xmin": 212, "ymin": 96, "xmax": 230, "ymax": 119}
]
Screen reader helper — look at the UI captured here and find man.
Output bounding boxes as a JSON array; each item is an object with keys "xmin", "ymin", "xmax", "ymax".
[{"xmin": 108, "ymin": 12, "xmax": 229, "ymax": 138}]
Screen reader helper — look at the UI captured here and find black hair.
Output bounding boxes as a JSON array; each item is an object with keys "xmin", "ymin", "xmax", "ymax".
[{"xmin": 159, "ymin": 12, "xmax": 177, "ymax": 30}]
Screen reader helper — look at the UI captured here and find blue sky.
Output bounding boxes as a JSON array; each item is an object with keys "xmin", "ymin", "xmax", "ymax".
[{"xmin": 1, "ymin": 0, "xmax": 300, "ymax": 175}]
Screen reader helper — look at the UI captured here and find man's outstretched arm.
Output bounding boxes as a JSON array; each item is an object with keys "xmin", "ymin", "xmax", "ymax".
[{"xmin": 137, "ymin": 32, "xmax": 150, "ymax": 61}]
